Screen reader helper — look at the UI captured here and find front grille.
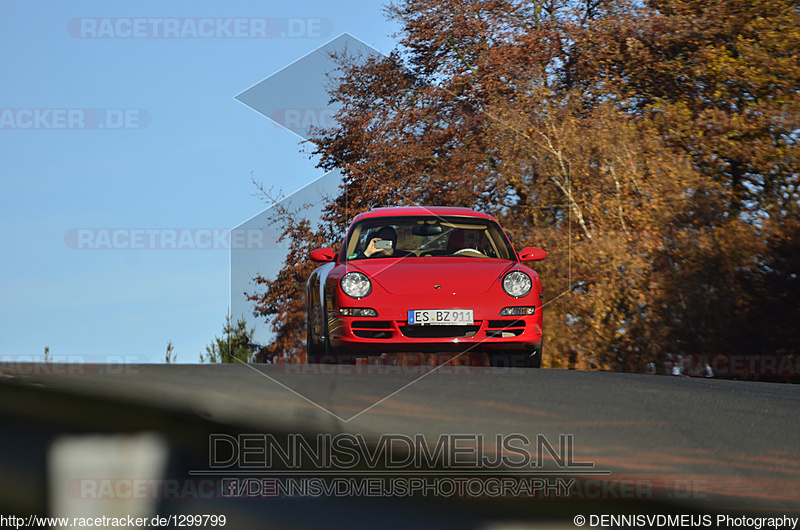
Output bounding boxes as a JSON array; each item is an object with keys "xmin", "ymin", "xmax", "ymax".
[
  {"xmin": 351, "ymin": 320, "xmax": 393, "ymax": 339},
  {"xmin": 353, "ymin": 329, "xmax": 393, "ymax": 339},
  {"xmin": 400, "ymin": 325, "xmax": 480, "ymax": 339},
  {"xmin": 485, "ymin": 319, "xmax": 526, "ymax": 338},
  {"xmin": 352, "ymin": 321, "xmax": 392, "ymax": 329},
  {"xmin": 486, "ymin": 320, "xmax": 526, "ymax": 329}
]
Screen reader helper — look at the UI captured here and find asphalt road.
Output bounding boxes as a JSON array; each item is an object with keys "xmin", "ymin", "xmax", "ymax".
[{"xmin": 1, "ymin": 362, "xmax": 798, "ymax": 527}]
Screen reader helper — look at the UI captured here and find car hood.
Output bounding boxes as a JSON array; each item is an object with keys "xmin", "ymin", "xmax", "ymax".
[{"xmin": 347, "ymin": 258, "xmax": 517, "ymax": 295}]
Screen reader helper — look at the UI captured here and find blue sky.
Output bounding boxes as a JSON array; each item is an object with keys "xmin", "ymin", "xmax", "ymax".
[{"xmin": 0, "ymin": 1, "xmax": 399, "ymax": 363}]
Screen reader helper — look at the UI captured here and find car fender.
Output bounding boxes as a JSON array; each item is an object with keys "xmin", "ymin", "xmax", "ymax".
[{"xmin": 308, "ymin": 262, "xmax": 336, "ymax": 340}]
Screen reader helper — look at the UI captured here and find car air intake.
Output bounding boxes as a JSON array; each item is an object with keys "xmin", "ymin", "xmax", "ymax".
[{"xmin": 400, "ymin": 325, "xmax": 480, "ymax": 339}]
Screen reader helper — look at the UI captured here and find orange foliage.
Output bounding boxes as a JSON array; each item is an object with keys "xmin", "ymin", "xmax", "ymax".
[{"xmin": 247, "ymin": 0, "xmax": 799, "ymax": 377}]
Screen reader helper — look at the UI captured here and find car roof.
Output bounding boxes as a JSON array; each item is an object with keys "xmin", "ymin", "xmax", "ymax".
[{"xmin": 352, "ymin": 206, "xmax": 496, "ymax": 222}]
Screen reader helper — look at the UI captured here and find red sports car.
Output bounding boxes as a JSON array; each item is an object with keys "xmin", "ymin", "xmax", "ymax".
[{"xmin": 306, "ymin": 206, "xmax": 547, "ymax": 367}]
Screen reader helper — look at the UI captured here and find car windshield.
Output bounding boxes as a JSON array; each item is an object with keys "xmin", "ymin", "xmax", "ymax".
[{"xmin": 344, "ymin": 215, "xmax": 515, "ymax": 261}]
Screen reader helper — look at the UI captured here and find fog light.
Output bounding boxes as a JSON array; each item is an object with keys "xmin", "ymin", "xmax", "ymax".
[
  {"xmin": 499, "ymin": 306, "xmax": 536, "ymax": 316},
  {"xmin": 339, "ymin": 308, "xmax": 379, "ymax": 317}
]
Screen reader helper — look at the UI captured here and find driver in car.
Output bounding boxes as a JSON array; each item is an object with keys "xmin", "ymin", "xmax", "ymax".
[{"xmin": 361, "ymin": 226, "xmax": 398, "ymax": 258}]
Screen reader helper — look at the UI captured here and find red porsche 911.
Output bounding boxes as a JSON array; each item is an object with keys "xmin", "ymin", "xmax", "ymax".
[{"xmin": 306, "ymin": 206, "xmax": 547, "ymax": 367}]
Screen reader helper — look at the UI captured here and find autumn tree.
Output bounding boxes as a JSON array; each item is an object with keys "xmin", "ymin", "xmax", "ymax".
[
  {"xmin": 560, "ymin": 0, "xmax": 800, "ymax": 367},
  {"xmin": 246, "ymin": 190, "xmax": 338, "ymax": 362},
  {"xmin": 248, "ymin": 0, "xmax": 799, "ymax": 375},
  {"xmin": 568, "ymin": 0, "xmax": 800, "ymax": 216}
]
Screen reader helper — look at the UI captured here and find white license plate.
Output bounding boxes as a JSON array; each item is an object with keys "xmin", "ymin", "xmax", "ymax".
[{"xmin": 407, "ymin": 309, "xmax": 474, "ymax": 326}]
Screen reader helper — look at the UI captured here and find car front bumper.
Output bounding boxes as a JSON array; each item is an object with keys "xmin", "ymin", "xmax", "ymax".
[{"xmin": 327, "ymin": 313, "xmax": 543, "ymax": 354}]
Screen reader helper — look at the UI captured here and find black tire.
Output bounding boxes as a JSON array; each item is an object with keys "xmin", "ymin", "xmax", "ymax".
[
  {"xmin": 306, "ymin": 305, "xmax": 345, "ymax": 364},
  {"xmin": 306, "ymin": 292, "xmax": 356, "ymax": 365},
  {"xmin": 306, "ymin": 298, "xmax": 327, "ymax": 362},
  {"xmin": 306, "ymin": 318, "xmax": 323, "ymax": 359},
  {"xmin": 489, "ymin": 345, "xmax": 542, "ymax": 368}
]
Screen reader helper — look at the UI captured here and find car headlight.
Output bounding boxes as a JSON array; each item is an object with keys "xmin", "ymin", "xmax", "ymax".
[
  {"xmin": 341, "ymin": 272, "xmax": 372, "ymax": 298},
  {"xmin": 502, "ymin": 270, "xmax": 532, "ymax": 298}
]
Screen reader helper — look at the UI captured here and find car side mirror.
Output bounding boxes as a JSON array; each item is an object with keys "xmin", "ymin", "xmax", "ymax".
[
  {"xmin": 518, "ymin": 247, "xmax": 547, "ymax": 261},
  {"xmin": 309, "ymin": 248, "xmax": 337, "ymax": 262}
]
